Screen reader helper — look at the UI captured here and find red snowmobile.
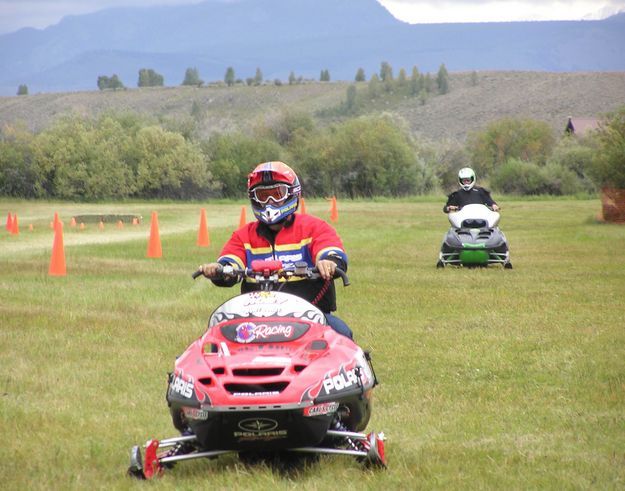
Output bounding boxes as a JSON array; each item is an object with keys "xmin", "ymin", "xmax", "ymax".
[{"xmin": 128, "ymin": 259, "xmax": 386, "ymax": 478}]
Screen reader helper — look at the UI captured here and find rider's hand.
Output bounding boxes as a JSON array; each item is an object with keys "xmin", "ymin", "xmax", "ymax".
[
  {"xmin": 447, "ymin": 205, "xmax": 459, "ymax": 212},
  {"xmin": 199, "ymin": 262, "xmax": 222, "ymax": 278},
  {"xmin": 491, "ymin": 204, "xmax": 500, "ymax": 212},
  {"xmin": 316, "ymin": 259, "xmax": 337, "ymax": 281}
]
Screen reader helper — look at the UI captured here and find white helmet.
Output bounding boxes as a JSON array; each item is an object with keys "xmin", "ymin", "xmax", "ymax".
[{"xmin": 458, "ymin": 167, "xmax": 476, "ymax": 191}]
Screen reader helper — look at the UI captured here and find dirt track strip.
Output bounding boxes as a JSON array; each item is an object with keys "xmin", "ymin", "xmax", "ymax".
[
  {"xmin": 1, "ymin": 223, "xmax": 200, "ymax": 257},
  {"xmin": 0, "ymin": 204, "xmax": 243, "ymax": 257}
]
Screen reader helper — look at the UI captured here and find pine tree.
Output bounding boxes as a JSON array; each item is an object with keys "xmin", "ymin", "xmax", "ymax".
[
  {"xmin": 97, "ymin": 76, "xmax": 109, "ymax": 90},
  {"xmin": 254, "ymin": 67, "xmax": 263, "ymax": 85},
  {"xmin": 97, "ymin": 75, "xmax": 124, "ymax": 90},
  {"xmin": 138, "ymin": 68, "xmax": 164, "ymax": 87},
  {"xmin": 355, "ymin": 68, "xmax": 366, "ymax": 82},
  {"xmin": 109, "ymin": 74, "xmax": 124, "ymax": 90},
  {"xmin": 182, "ymin": 67, "xmax": 203, "ymax": 86},
  {"xmin": 224, "ymin": 67, "xmax": 236, "ymax": 86},
  {"xmin": 410, "ymin": 66, "xmax": 421, "ymax": 96},
  {"xmin": 345, "ymin": 84, "xmax": 357, "ymax": 113},
  {"xmin": 424, "ymin": 73, "xmax": 435, "ymax": 93},
  {"xmin": 379, "ymin": 61, "xmax": 393, "ymax": 82},
  {"xmin": 436, "ymin": 63, "xmax": 449, "ymax": 94},
  {"xmin": 368, "ymin": 73, "xmax": 381, "ymax": 98},
  {"xmin": 397, "ymin": 68, "xmax": 407, "ymax": 88},
  {"xmin": 17, "ymin": 84, "xmax": 28, "ymax": 95}
]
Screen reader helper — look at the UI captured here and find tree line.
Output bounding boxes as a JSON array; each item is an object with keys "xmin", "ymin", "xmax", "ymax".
[
  {"xmin": 91, "ymin": 61, "xmax": 451, "ymax": 92},
  {"xmin": 0, "ymin": 96, "xmax": 625, "ymax": 201},
  {"xmin": 16, "ymin": 61, "xmax": 450, "ymax": 94},
  {"xmin": 325, "ymin": 63, "xmax": 450, "ymax": 118},
  {"xmin": 0, "ymin": 112, "xmax": 428, "ymax": 200},
  {"xmin": 2, "ymin": 104, "xmax": 623, "ymax": 201}
]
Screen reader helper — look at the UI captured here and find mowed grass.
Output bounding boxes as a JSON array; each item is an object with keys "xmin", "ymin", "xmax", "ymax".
[{"xmin": 1, "ymin": 198, "xmax": 624, "ymax": 490}]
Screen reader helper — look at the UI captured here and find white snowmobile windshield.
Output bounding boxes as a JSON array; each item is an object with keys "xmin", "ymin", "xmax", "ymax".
[{"xmin": 208, "ymin": 291, "xmax": 327, "ymax": 328}]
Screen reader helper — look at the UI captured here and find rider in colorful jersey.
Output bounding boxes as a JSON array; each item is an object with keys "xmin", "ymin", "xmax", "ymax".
[{"xmin": 199, "ymin": 161, "xmax": 353, "ymax": 339}]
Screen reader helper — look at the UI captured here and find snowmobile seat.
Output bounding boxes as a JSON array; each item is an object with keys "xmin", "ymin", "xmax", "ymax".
[{"xmin": 461, "ymin": 218, "xmax": 488, "ymax": 228}]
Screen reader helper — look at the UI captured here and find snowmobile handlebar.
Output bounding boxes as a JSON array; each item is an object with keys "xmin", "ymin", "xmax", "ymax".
[{"xmin": 192, "ymin": 260, "xmax": 349, "ymax": 287}]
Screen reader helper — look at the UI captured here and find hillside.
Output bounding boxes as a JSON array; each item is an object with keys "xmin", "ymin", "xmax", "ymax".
[
  {"xmin": 1, "ymin": 0, "xmax": 624, "ymax": 95},
  {"xmin": 1, "ymin": 71, "xmax": 624, "ymax": 143}
]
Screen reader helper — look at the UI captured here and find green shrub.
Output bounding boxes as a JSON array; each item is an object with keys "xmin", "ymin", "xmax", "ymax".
[
  {"xmin": 588, "ymin": 106, "xmax": 625, "ymax": 188},
  {"xmin": 547, "ymin": 136, "xmax": 596, "ymax": 193},
  {"xmin": 490, "ymin": 158, "xmax": 583, "ymax": 195},
  {"xmin": 23, "ymin": 114, "xmax": 215, "ymax": 200},
  {"xmin": 490, "ymin": 159, "xmax": 544, "ymax": 195},
  {"xmin": 31, "ymin": 116, "xmax": 137, "ymax": 200},
  {"xmin": 256, "ymin": 110, "xmax": 315, "ymax": 147},
  {"xmin": 202, "ymin": 133, "xmax": 284, "ymax": 198},
  {"xmin": 432, "ymin": 141, "xmax": 471, "ymax": 193},
  {"xmin": 467, "ymin": 118, "xmax": 555, "ymax": 177},
  {"xmin": 292, "ymin": 115, "xmax": 432, "ymax": 197},
  {"xmin": 0, "ymin": 124, "xmax": 43, "ymax": 198},
  {"xmin": 134, "ymin": 126, "xmax": 213, "ymax": 199},
  {"xmin": 540, "ymin": 162, "xmax": 586, "ymax": 195}
]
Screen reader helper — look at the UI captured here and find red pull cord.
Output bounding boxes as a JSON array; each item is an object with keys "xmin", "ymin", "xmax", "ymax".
[{"xmin": 311, "ymin": 279, "xmax": 331, "ymax": 306}]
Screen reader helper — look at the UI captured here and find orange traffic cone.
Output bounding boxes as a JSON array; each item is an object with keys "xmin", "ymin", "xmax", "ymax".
[
  {"xmin": 29, "ymin": 223, "xmax": 34, "ymax": 232},
  {"xmin": 197, "ymin": 208, "xmax": 210, "ymax": 247},
  {"xmin": 98, "ymin": 220, "xmax": 104, "ymax": 231},
  {"xmin": 330, "ymin": 196, "xmax": 338, "ymax": 223},
  {"xmin": 239, "ymin": 207, "xmax": 247, "ymax": 229},
  {"xmin": 48, "ymin": 222, "xmax": 66, "ymax": 276},
  {"xmin": 70, "ymin": 217, "xmax": 76, "ymax": 228},
  {"xmin": 5, "ymin": 212, "xmax": 12, "ymax": 231},
  {"xmin": 117, "ymin": 220, "xmax": 124, "ymax": 229},
  {"xmin": 299, "ymin": 198, "xmax": 307, "ymax": 215},
  {"xmin": 53, "ymin": 212, "xmax": 60, "ymax": 228},
  {"xmin": 10, "ymin": 214, "xmax": 19, "ymax": 235},
  {"xmin": 147, "ymin": 211, "xmax": 162, "ymax": 258},
  {"xmin": 79, "ymin": 222, "xmax": 85, "ymax": 230},
  {"xmin": 132, "ymin": 217, "xmax": 139, "ymax": 226}
]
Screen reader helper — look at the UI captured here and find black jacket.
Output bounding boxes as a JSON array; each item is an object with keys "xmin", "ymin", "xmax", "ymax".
[{"xmin": 444, "ymin": 187, "xmax": 497, "ymax": 213}]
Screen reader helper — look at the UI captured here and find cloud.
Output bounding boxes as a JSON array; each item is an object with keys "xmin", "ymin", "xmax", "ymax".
[
  {"xmin": 2, "ymin": 0, "xmax": 624, "ymax": 34},
  {"xmin": 378, "ymin": 0, "xmax": 625, "ymax": 23}
]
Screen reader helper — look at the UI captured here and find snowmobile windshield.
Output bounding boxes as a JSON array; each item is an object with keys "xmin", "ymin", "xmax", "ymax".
[
  {"xmin": 208, "ymin": 291, "xmax": 327, "ymax": 328},
  {"xmin": 448, "ymin": 204, "xmax": 500, "ymax": 229}
]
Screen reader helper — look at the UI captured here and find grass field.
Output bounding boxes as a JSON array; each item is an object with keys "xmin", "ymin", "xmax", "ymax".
[{"xmin": 1, "ymin": 198, "xmax": 624, "ymax": 490}]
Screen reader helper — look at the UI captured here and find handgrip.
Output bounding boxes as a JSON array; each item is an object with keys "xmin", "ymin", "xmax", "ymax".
[{"xmin": 335, "ymin": 268, "xmax": 350, "ymax": 287}]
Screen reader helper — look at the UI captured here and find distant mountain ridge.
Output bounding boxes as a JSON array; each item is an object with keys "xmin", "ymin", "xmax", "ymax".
[{"xmin": 1, "ymin": 0, "xmax": 624, "ymax": 96}]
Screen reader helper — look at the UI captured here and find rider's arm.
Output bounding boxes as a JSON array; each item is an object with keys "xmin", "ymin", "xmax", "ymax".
[
  {"xmin": 444, "ymin": 192, "xmax": 458, "ymax": 213},
  {"xmin": 480, "ymin": 188, "xmax": 498, "ymax": 210},
  {"xmin": 206, "ymin": 229, "xmax": 248, "ymax": 287},
  {"xmin": 310, "ymin": 221, "xmax": 348, "ymax": 272}
]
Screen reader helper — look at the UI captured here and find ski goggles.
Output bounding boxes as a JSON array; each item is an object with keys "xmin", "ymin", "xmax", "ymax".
[{"xmin": 250, "ymin": 183, "xmax": 291, "ymax": 204}]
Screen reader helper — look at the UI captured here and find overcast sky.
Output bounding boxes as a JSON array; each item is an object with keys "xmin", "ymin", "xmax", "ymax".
[{"xmin": 1, "ymin": 0, "xmax": 624, "ymax": 34}]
